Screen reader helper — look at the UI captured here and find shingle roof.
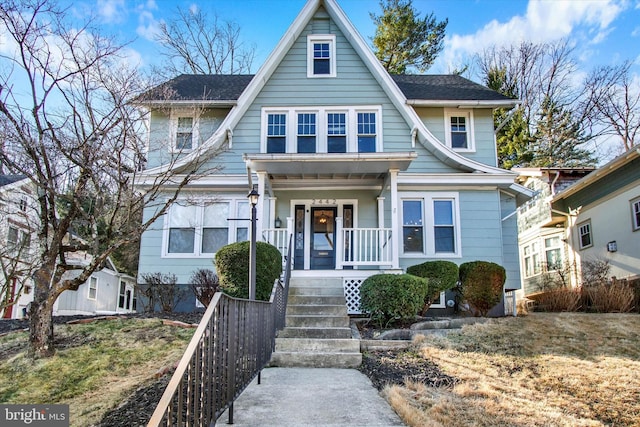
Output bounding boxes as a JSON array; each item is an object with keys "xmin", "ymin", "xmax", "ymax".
[
  {"xmin": 390, "ymin": 74, "xmax": 515, "ymax": 102},
  {"xmin": 138, "ymin": 74, "xmax": 514, "ymax": 103},
  {"xmin": 137, "ymin": 74, "xmax": 255, "ymax": 102},
  {"xmin": 0, "ymin": 174, "xmax": 26, "ymax": 188}
]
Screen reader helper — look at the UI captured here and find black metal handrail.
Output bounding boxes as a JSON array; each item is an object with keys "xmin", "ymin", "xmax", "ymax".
[{"xmin": 148, "ymin": 235, "xmax": 292, "ymax": 427}]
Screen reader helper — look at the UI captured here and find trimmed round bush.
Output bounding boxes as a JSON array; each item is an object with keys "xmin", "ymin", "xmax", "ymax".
[
  {"xmin": 360, "ymin": 273, "xmax": 428, "ymax": 328},
  {"xmin": 459, "ymin": 261, "xmax": 506, "ymax": 317},
  {"xmin": 215, "ymin": 241, "xmax": 282, "ymax": 301},
  {"xmin": 407, "ymin": 260, "xmax": 459, "ymax": 314}
]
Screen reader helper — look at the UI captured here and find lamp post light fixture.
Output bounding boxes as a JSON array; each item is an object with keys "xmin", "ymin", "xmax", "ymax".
[{"xmin": 248, "ymin": 186, "xmax": 259, "ymax": 301}]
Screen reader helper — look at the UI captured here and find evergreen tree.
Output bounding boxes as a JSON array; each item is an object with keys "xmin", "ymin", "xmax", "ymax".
[
  {"xmin": 531, "ymin": 97, "xmax": 596, "ymax": 167},
  {"xmin": 370, "ymin": 0, "xmax": 447, "ymax": 74},
  {"xmin": 485, "ymin": 66, "xmax": 533, "ymax": 169}
]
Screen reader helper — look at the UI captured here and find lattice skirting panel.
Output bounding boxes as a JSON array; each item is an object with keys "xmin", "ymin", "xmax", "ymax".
[{"xmin": 343, "ymin": 278, "xmax": 366, "ymax": 314}]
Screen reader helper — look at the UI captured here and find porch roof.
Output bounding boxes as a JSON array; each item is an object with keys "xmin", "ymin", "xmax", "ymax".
[{"xmin": 243, "ymin": 152, "xmax": 417, "ymax": 178}]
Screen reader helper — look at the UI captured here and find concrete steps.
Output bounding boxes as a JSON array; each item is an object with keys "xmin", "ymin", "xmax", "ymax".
[{"xmin": 270, "ymin": 277, "xmax": 362, "ymax": 368}]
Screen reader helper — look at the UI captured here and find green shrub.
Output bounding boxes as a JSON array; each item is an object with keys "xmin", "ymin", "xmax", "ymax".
[
  {"xmin": 459, "ymin": 261, "xmax": 506, "ymax": 317},
  {"xmin": 407, "ymin": 260, "xmax": 459, "ymax": 315},
  {"xmin": 215, "ymin": 241, "xmax": 282, "ymax": 301},
  {"xmin": 359, "ymin": 273, "xmax": 428, "ymax": 328}
]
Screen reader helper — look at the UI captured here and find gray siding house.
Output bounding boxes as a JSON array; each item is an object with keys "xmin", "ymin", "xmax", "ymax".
[{"xmin": 135, "ymin": 0, "xmax": 532, "ymax": 315}]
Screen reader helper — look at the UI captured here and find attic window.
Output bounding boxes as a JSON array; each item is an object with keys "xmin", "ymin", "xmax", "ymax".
[
  {"xmin": 307, "ymin": 35, "xmax": 336, "ymax": 78},
  {"xmin": 444, "ymin": 109, "xmax": 475, "ymax": 152}
]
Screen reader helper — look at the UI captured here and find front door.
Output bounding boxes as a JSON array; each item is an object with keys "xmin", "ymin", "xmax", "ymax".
[{"xmin": 310, "ymin": 207, "xmax": 336, "ymax": 270}]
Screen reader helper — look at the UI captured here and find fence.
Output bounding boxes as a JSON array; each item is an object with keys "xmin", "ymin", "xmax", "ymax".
[{"xmin": 148, "ymin": 236, "xmax": 292, "ymax": 427}]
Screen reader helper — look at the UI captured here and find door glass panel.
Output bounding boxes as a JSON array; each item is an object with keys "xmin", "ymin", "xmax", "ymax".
[{"xmin": 313, "ymin": 209, "xmax": 334, "ymax": 250}]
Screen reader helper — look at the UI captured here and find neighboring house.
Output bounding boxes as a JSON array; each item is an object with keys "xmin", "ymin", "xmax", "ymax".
[
  {"xmin": 135, "ymin": 0, "xmax": 532, "ymax": 315},
  {"xmin": 514, "ymin": 167, "xmax": 595, "ymax": 296},
  {"xmin": 550, "ymin": 147, "xmax": 640, "ymax": 285},
  {"xmin": 54, "ymin": 253, "xmax": 137, "ymax": 316},
  {"xmin": 0, "ymin": 174, "xmax": 37, "ymax": 319}
]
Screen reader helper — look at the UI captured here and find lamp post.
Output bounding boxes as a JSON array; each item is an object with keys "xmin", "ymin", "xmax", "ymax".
[{"xmin": 248, "ymin": 186, "xmax": 259, "ymax": 301}]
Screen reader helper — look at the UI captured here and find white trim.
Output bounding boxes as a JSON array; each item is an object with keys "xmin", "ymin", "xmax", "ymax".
[
  {"xmin": 407, "ymin": 99, "xmax": 518, "ymax": 108},
  {"xmin": 307, "ymin": 34, "xmax": 337, "ymax": 78},
  {"xmin": 398, "ymin": 191, "xmax": 462, "ymax": 258},
  {"xmin": 444, "ymin": 108, "xmax": 475, "ymax": 152}
]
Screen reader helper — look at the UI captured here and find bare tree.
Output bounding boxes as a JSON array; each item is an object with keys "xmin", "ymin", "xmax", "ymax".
[
  {"xmin": 189, "ymin": 268, "xmax": 220, "ymax": 308},
  {"xmin": 582, "ymin": 61, "xmax": 640, "ymax": 152},
  {"xmin": 154, "ymin": 6, "xmax": 255, "ymax": 77},
  {"xmin": 0, "ymin": 0, "xmax": 218, "ymax": 357},
  {"xmin": 0, "ymin": 177, "xmax": 39, "ymax": 316}
]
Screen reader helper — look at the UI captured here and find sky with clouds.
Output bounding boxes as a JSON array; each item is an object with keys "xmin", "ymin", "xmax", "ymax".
[{"xmin": 74, "ymin": 0, "xmax": 640, "ymax": 81}]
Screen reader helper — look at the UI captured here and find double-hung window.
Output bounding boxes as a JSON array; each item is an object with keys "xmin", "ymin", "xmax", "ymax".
[
  {"xmin": 632, "ymin": 197, "xmax": 640, "ymax": 231},
  {"xmin": 523, "ymin": 243, "xmax": 541, "ymax": 277},
  {"xmin": 400, "ymin": 193, "xmax": 460, "ymax": 257},
  {"xmin": 88, "ymin": 277, "xmax": 98, "ymax": 300},
  {"xmin": 202, "ymin": 203, "xmax": 229, "ymax": 254},
  {"xmin": 307, "ymin": 35, "xmax": 336, "ymax": 77},
  {"xmin": 444, "ymin": 109, "xmax": 474, "ymax": 151},
  {"xmin": 402, "ymin": 200, "xmax": 424, "ymax": 252},
  {"xmin": 434, "ymin": 200, "xmax": 455, "ymax": 252},
  {"xmin": 267, "ymin": 113, "xmax": 286, "ymax": 153},
  {"xmin": 327, "ymin": 113, "xmax": 346, "ymax": 153},
  {"xmin": 168, "ymin": 203, "xmax": 197, "ymax": 254},
  {"xmin": 578, "ymin": 221, "xmax": 592, "ymax": 249},
  {"xmin": 544, "ymin": 236, "xmax": 562, "ymax": 270},
  {"xmin": 171, "ymin": 111, "xmax": 199, "ymax": 152},
  {"xmin": 297, "ymin": 113, "xmax": 317, "ymax": 153},
  {"xmin": 357, "ymin": 112, "xmax": 376, "ymax": 153}
]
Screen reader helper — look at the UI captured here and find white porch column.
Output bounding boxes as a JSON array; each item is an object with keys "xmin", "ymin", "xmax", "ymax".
[
  {"xmin": 377, "ymin": 197, "xmax": 385, "ymax": 228},
  {"xmin": 268, "ymin": 196, "xmax": 277, "ymax": 228},
  {"xmin": 335, "ymin": 216, "xmax": 344, "ymax": 269},
  {"xmin": 389, "ymin": 169, "xmax": 399, "ymax": 269},
  {"xmin": 256, "ymin": 171, "xmax": 267, "ymax": 238}
]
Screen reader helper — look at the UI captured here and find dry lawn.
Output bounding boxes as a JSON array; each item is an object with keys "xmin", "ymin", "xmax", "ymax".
[
  {"xmin": 0, "ymin": 318, "xmax": 194, "ymax": 427},
  {"xmin": 383, "ymin": 313, "xmax": 640, "ymax": 427}
]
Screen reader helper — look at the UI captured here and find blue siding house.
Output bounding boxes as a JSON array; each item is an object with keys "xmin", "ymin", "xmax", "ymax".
[{"xmin": 135, "ymin": 0, "xmax": 532, "ymax": 315}]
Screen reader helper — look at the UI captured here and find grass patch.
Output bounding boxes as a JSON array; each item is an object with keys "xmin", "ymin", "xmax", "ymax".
[
  {"xmin": 0, "ymin": 318, "xmax": 194, "ymax": 427},
  {"xmin": 384, "ymin": 313, "xmax": 640, "ymax": 427}
]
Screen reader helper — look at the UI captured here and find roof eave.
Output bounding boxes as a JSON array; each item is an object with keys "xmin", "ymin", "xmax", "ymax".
[{"xmin": 407, "ymin": 99, "xmax": 520, "ymax": 108}]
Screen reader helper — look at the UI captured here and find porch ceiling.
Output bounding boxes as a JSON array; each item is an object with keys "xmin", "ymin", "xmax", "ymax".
[{"xmin": 243, "ymin": 152, "xmax": 417, "ymax": 178}]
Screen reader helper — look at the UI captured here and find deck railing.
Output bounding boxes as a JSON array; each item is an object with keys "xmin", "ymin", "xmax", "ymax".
[
  {"xmin": 341, "ymin": 227, "xmax": 393, "ymax": 266},
  {"xmin": 263, "ymin": 226, "xmax": 394, "ymax": 268},
  {"xmin": 147, "ymin": 235, "xmax": 292, "ymax": 427}
]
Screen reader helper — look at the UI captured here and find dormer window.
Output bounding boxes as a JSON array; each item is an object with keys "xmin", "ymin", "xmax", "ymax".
[
  {"xmin": 444, "ymin": 109, "xmax": 475, "ymax": 152},
  {"xmin": 307, "ymin": 35, "xmax": 336, "ymax": 78}
]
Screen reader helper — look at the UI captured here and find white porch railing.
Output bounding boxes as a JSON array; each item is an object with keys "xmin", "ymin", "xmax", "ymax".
[
  {"xmin": 262, "ymin": 226, "xmax": 393, "ymax": 269},
  {"xmin": 340, "ymin": 228, "xmax": 393, "ymax": 267},
  {"xmin": 262, "ymin": 228, "xmax": 289, "ymax": 255}
]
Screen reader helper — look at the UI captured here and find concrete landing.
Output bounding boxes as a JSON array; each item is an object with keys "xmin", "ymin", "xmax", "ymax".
[{"xmin": 216, "ymin": 368, "xmax": 405, "ymax": 426}]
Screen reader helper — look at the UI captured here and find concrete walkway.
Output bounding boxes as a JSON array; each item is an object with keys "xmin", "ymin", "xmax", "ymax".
[{"xmin": 217, "ymin": 368, "xmax": 406, "ymax": 426}]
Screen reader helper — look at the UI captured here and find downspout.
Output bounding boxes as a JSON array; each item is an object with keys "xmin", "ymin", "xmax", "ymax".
[
  {"xmin": 550, "ymin": 171, "xmax": 561, "ymax": 196},
  {"xmin": 551, "ymin": 207, "xmax": 581, "ymax": 287}
]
